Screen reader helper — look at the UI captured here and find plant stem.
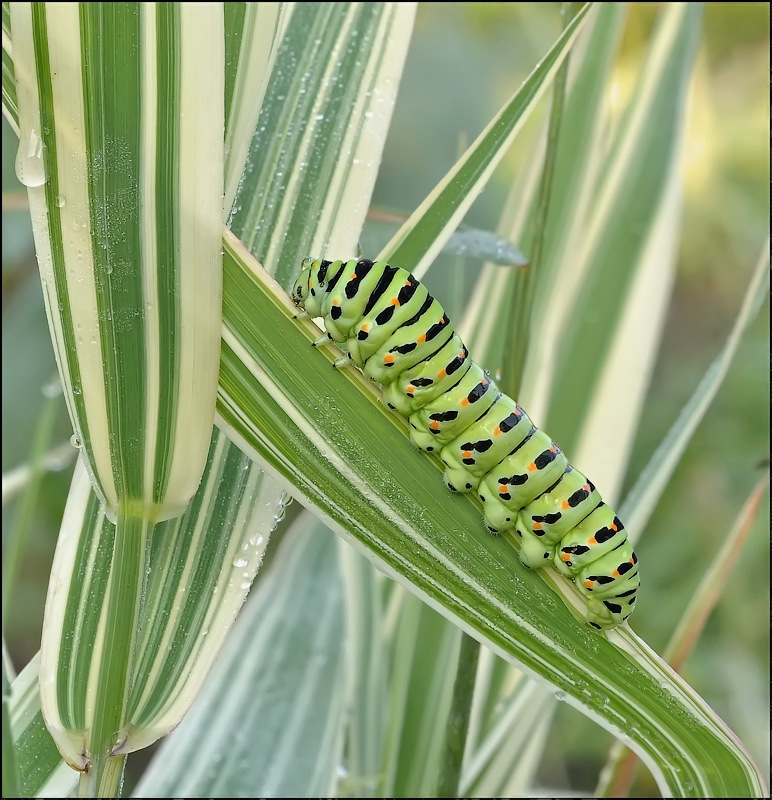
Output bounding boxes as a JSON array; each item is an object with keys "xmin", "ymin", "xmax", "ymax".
[
  {"xmin": 435, "ymin": 632, "xmax": 481, "ymax": 798},
  {"xmin": 83, "ymin": 510, "xmax": 151, "ymax": 797}
]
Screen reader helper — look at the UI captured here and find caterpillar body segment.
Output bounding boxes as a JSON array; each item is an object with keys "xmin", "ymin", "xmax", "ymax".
[
  {"xmin": 478, "ymin": 430, "xmax": 569, "ymax": 528},
  {"xmin": 381, "ymin": 334, "xmax": 471, "ymax": 415},
  {"xmin": 407, "ymin": 363, "xmax": 499, "ymax": 451},
  {"xmin": 291, "ymin": 257, "xmax": 639, "ymax": 629},
  {"xmin": 440, "ymin": 395, "xmax": 533, "ymax": 493}
]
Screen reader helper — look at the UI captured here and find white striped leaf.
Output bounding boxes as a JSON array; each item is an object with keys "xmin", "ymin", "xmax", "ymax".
[
  {"xmin": 230, "ymin": 1, "xmax": 416, "ymax": 281},
  {"xmin": 3, "ymin": 3, "xmax": 767, "ymax": 797},
  {"xmin": 215, "ymin": 225, "xmax": 765, "ymax": 798},
  {"xmin": 10, "ymin": 2, "xmax": 223, "ymax": 522},
  {"xmin": 7, "ymin": 653, "xmax": 77, "ymax": 798},
  {"xmin": 10, "ymin": 3, "xmax": 226, "ymax": 789},
  {"xmin": 39, "ymin": 431, "xmax": 278, "ymax": 769}
]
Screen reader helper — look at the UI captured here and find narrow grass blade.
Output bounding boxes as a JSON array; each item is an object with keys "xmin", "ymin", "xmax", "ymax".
[
  {"xmin": 620, "ymin": 240, "xmax": 770, "ymax": 532},
  {"xmin": 382, "ymin": 3, "xmax": 591, "ymax": 277}
]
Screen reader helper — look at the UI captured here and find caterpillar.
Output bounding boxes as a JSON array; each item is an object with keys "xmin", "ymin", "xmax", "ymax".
[{"xmin": 291, "ymin": 257, "xmax": 639, "ymax": 629}]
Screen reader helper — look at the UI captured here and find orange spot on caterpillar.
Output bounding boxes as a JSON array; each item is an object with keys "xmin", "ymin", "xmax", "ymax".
[
  {"xmin": 406, "ymin": 385, "xmax": 415, "ymax": 396},
  {"xmin": 462, "ymin": 450, "xmax": 472, "ymax": 459},
  {"xmin": 494, "ymin": 426, "xmax": 501, "ymax": 436},
  {"xmin": 429, "ymin": 421, "xmax": 440, "ymax": 430},
  {"xmin": 611, "ymin": 522, "xmax": 619, "ymax": 532},
  {"xmin": 612, "ymin": 569, "xmax": 620, "ymax": 578},
  {"xmin": 527, "ymin": 462, "xmax": 537, "ymax": 472},
  {"xmin": 384, "ymin": 355, "xmax": 395, "ymax": 365},
  {"xmin": 360, "ymin": 322, "xmax": 370, "ymax": 332},
  {"xmin": 561, "ymin": 500, "xmax": 570, "ymax": 509},
  {"xmin": 498, "ymin": 484, "xmax": 508, "ymax": 494},
  {"xmin": 332, "ymin": 298, "xmax": 340, "ymax": 306},
  {"xmin": 418, "ymin": 334, "xmax": 426, "ymax": 343},
  {"xmin": 587, "ymin": 537, "xmax": 597, "ymax": 545},
  {"xmin": 390, "ymin": 298, "xmax": 400, "ymax": 307},
  {"xmin": 533, "ymin": 521, "xmax": 542, "ymax": 530},
  {"xmin": 561, "ymin": 553, "xmax": 571, "ymax": 562},
  {"xmin": 437, "ymin": 369, "xmax": 447, "ymax": 379},
  {"xmin": 461, "ymin": 398, "xmax": 469, "ymax": 406},
  {"xmin": 584, "ymin": 579, "xmax": 595, "ymax": 588}
]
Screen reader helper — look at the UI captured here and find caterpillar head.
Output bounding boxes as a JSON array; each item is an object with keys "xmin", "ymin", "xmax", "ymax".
[
  {"xmin": 291, "ymin": 257, "xmax": 317, "ymax": 308},
  {"xmin": 292, "ymin": 257, "xmax": 333, "ymax": 318}
]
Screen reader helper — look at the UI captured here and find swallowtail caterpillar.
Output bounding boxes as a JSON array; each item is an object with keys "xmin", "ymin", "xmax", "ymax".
[{"xmin": 292, "ymin": 257, "xmax": 639, "ymax": 629}]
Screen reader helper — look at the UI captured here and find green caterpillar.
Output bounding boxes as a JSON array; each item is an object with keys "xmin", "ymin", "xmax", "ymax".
[{"xmin": 292, "ymin": 257, "xmax": 639, "ymax": 629}]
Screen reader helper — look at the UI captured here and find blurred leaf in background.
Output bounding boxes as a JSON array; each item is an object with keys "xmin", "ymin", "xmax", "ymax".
[{"xmin": 2, "ymin": 2, "xmax": 768, "ymax": 795}]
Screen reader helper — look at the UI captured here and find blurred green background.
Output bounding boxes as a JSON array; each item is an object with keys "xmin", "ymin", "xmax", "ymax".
[{"xmin": 2, "ymin": 3, "xmax": 768, "ymax": 795}]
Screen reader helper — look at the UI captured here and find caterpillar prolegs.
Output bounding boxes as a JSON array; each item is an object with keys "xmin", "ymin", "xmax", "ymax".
[{"xmin": 291, "ymin": 257, "xmax": 639, "ymax": 629}]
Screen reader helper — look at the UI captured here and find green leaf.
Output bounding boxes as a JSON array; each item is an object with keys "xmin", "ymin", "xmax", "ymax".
[{"xmin": 10, "ymin": 3, "xmax": 224, "ymax": 521}]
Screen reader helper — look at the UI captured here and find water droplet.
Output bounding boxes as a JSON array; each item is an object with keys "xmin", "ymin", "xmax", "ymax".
[
  {"xmin": 233, "ymin": 556, "xmax": 249, "ymax": 568},
  {"xmin": 55, "ymin": 194, "xmax": 65, "ymax": 208},
  {"xmin": 15, "ymin": 129, "xmax": 47, "ymax": 187},
  {"xmin": 70, "ymin": 434, "xmax": 82, "ymax": 449},
  {"xmin": 41, "ymin": 375, "xmax": 63, "ymax": 398}
]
